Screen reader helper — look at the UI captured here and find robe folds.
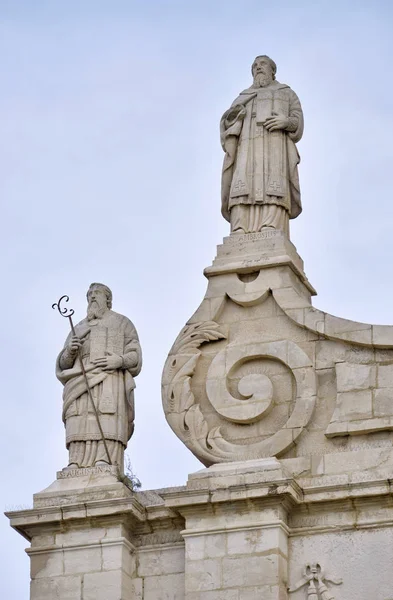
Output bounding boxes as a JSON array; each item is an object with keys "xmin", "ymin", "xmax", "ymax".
[
  {"xmin": 56, "ymin": 310, "xmax": 142, "ymax": 452},
  {"xmin": 220, "ymin": 80, "xmax": 304, "ymax": 230}
]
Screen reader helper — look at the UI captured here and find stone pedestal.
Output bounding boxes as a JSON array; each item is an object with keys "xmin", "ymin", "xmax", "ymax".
[
  {"xmin": 6, "ymin": 466, "xmax": 185, "ymax": 600},
  {"xmin": 8, "ymin": 467, "xmax": 139, "ymax": 600},
  {"xmin": 204, "ymin": 229, "xmax": 315, "ymax": 298},
  {"xmin": 165, "ymin": 459, "xmax": 295, "ymax": 600}
]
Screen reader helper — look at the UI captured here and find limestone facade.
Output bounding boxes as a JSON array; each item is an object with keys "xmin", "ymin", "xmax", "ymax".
[
  {"xmin": 7, "ymin": 451, "xmax": 393, "ymax": 599},
  {"xmin": 7, "ymin": 230, "xmax": 393, "ymax": 599}
]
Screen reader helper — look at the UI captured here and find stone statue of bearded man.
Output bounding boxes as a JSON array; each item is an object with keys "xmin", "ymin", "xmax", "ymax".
[
  {"xmin": 220, "ymin": 55, "xmax": 304, "ymax": 235},
  {"xmin": 56, "ymin": 283, "xmax": 142, "ymax": 470}
]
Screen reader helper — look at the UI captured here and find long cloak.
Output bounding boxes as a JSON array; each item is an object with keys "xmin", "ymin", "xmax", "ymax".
[
  {"xmin": 220, "ymin": 79, "xmax": 303, "ymax": 223},
  {"xmin": 56, "ymin": 310, "xmax": 142, "ymax": 448}
]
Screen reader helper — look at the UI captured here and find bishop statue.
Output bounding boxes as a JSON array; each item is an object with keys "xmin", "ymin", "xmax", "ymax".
[
  {"xmin": 220, "ymin": 55, "xmax": 303, "ymax": 235},
  {"xmin": 56, "ymin": 283, "xmax": 142, "ymax": 470}
]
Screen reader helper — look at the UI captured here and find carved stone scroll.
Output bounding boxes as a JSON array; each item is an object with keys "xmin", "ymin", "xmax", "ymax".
[{"xmin": 162, "ymin": 314, "xmax": 317, "ymax": 465}]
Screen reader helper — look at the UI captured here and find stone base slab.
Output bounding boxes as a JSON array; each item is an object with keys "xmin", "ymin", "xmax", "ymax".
[
  {"xmin": 204, "ymin": 230, "xmax": 316, "ymax": 295},
  {"xmin": 33, "ymin": 465, "xmax": 132, "ymax": 508}
]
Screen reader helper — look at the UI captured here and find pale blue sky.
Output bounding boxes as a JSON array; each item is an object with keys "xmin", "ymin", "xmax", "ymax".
[{"xmin": 1, "ymin": 1, "xmax": 393, "ymax": 597}]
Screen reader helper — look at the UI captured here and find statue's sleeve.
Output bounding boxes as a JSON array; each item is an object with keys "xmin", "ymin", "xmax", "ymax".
[
  {"xmin": 287, "ymin": 89, "xmax": 304, "ymax": 143},
  {"xmin": 58, "ymin": 331, "xmax": 76, "ymax": 371},
  {"xmin": 220, "ymin": 97, "xmax": 246, "ymax": 151},
  {"xmin": 219, "ymin": 92, "xmax": 257, "ymax": 151},
  {"xmin": 122, "ymin": 319, "xmax": 142, "ymax": 376}
]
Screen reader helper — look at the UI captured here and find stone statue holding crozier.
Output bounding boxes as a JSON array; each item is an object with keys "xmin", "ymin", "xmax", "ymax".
[
  {"xmin": 56, "ymin": 283, "xmax": 142, "ymax": 470},
  {"xmin": 220, "ymin": 55, "xmax": 304, "ymax": 235}
]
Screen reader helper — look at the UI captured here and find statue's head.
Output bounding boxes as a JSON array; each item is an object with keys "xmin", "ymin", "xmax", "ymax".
[
  {"xmin": 86, "ymin": 282, "xmax": 112, "ymax": 320},
  {"xmin": 251, "ymin": 55, "xmax": 276, "ymax": 87}
]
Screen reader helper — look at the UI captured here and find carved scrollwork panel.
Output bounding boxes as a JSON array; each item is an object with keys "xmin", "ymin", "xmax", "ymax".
[{"xmin": 162, "ymin": 319, "xmax": 317, "ymax": 465}]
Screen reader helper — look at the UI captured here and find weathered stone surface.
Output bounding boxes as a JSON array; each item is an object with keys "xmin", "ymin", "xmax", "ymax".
[
  {"xmin": 204, "ymin": 231, "xmax": 314, "ymax": 296},
  {"xmin": 7, "ymin": 478, "xmax": 186, "ymax": 600},
  {"xmin": 33, "ymin": 465, "xmax": 133, "ymax": 508},
  {"xmin": 289, "ymin": 528, "xmax": 393, "ymax": 600},
  {"xmin": 163, "ymin": 210, "xmax": 393, "ymax": 465},
  {"xmin": 8, "ymin": 452, "xmax": 393, "ymax": 599}
]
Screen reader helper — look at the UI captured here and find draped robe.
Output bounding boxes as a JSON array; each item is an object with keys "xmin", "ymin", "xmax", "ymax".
[
  {"xmin": 56, "ymin": 310, "xmax": 142, "ymax": 467},
  {"xmin": 220, "ymin": 80, "xmax": 303, "ymax": 234}
]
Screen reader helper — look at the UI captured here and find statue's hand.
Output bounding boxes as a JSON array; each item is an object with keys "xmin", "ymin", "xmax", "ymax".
[
  {"xmin": 93, "ymin": 352, "xmax": 123, "ymax": 371},
  {"xmin": 67, "ymin": 335, "xmax": 84, "ymax": 356},
  {"xmin": 263, "ymin": 112, "xmax": 289, "ymax": 131}
]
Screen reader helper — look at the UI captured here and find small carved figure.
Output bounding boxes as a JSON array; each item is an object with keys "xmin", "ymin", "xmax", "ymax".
[
  {"xmin": 220, "ymin": 55, "xmax": 304, "ymax": 235},
  {"xmin": 288, "ymin": 562, "xmax": 342, "ymax": 599},
  {"xmin": 56, "ymin": 283, "xmax": 142, "ymax": 469}
]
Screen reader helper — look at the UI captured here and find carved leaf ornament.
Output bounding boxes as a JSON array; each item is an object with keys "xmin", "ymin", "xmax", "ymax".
[{"xmin": 162, "ymin": 320, "xmax": 317, "ymax": 465}]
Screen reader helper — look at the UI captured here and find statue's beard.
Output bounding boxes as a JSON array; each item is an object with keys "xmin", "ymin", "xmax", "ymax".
[
  {"xmin": 253, "ymin": 73, "xmax": 273, "ymax": 88},
  {"xmin": 87, "ymin": 301, "xmax": 107, "ymax": 321}
]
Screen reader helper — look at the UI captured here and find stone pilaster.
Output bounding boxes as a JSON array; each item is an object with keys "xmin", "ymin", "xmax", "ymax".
[
  {"xmin": 7, "ymin": 468, "xmax": 144, "ymax": 600},
  {"xmin": 164, "ymin": 459, "xmax": 301, "ymax": 600}
]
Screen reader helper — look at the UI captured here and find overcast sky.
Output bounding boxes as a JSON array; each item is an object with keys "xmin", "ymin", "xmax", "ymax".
[{"xmin": 1, "ymin": 1, "xmax": 393, "ymax": 597}]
